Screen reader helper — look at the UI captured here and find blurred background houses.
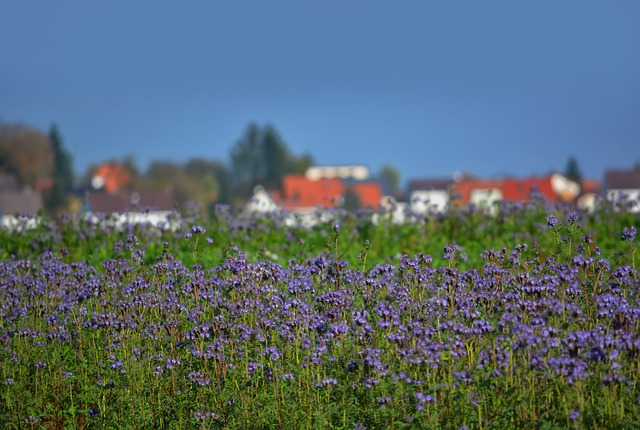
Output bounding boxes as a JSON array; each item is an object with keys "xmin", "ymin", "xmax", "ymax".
[{"xmin": 1, "ymin": 120, "xmax": 639, "ymax": 229}]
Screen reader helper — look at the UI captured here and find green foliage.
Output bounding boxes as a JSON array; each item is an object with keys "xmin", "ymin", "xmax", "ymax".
[
  {"xmin": 0, "ymin": 122, "xmax": 54, "ymax": 189},
  {"xmin": 229, "ymin": 123, "xmax": 314, "ymax": 204},
  {"xmin": 0, "ymin": 202, "xmax": 638, "ymax": 429},
  {"xmin": 378, "ymin": 164, "xmax": 401, "ymax": 195},
  {"xmin": 564, "ymin": 156, "xmax": 583, "ymax": 184},
  {"xmin": 44, "ymin": 124, "xmax": 74, "ymax": 214}
]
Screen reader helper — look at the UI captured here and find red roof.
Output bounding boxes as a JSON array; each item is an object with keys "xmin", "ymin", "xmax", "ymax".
[
  {"xmin": 581, "ymin": 179, "xmax": 601, "ymax": 194},
  {"xmin": 93, "ymin": 163, "xmax": 133, "ymax": 193},
  {"xmin": 501, "ymin": 177, "xmax": 557, "ymax": 201},
  {"xmin": 452, "ymin": 175, "xmax": 567, "ymax": 204},
  {"xmin": 352, "ymin": 181, "xmax": 383, "ymax": 208},
  {"xmin": 276, "ymin": 175, "xmax": 382, "ymax": 211}
]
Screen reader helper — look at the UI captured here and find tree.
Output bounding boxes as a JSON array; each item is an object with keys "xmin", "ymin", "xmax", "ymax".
[
  {"xmin": 564, "ymin": 156, "xmax": 583, "ymax": 184},
  {"xmin": 290, "ymin": 152, "xmax": 314, "ymax": 175},
  {"xmin": 184, "ymin": 157, "xmax": 231, "ymax": 205},
  {"xmin": 342, "ymin": 186, "xmax": 361, "ymax": 212},
  {"xmin": 229, "ymin": 123, "xmax": 313, "ymax": 204},
  {"xmin": 0, "ymin": 123, "xmax": 54, "ymax": 190},
  {"xmin": 378, "ymin": 164, "xmax": 401, "ymax": 196},
  {"xmin": 262, "ymin": 126, "xmax": 292, "ymax": 190},
  {"xmin": 230, "ymin": 123, "xmax": 264, "ymax": 198},
  {"xmin": 44, "ymin": 124, "xmax": 74, "ymax": 213},
  {"xmin": 140, "ymin": 158, "xmax": 231, "ymax": 211}
]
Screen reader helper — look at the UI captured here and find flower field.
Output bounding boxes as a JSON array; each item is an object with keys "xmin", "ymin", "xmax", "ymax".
[{"xmin": 0, "ymin": 200, "xmax": 638, "ymax": 429}]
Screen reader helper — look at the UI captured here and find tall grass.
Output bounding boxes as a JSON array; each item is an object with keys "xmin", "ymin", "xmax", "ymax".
[{"xmin": 0, "ymin": 200, "xmax": 638, "ymax": 429}]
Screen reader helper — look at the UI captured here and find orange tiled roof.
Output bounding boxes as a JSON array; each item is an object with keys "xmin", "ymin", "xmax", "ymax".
[
  {"xmin": 94, "ymin": 163, "xmax": 133, "ymax": 193},
  {"xmin": 581, "ymin": 179, "xmax": 601, "ymax": 194},
  {"xmin": 453, "ymin": 176, "xmax": 559, "ymax": 204},
  {"xmin": 352, "ymin": 182, "xmax": 383, "ymax": 209},
  {"xmin": 277, "ymin": 175, "xmax": 382, "ymax": 211},
  {"xmin": 501, "ymin": 177, "xmax": 557, "ymax": 201}
]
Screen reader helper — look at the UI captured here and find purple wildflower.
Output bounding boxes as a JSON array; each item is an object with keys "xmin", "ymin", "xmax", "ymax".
[
  {"xmin": 622, "ymin": 226, "xmax": 636, "ymax": 242},
  {"xmin": 589, "ymin": 346, "xmax": 606, "ymax": 362},
  {"xmin": 194, "ymin": 410, "xmax": 219, "ymax": 421},
  {"xmin": 443, "ymin": 244, "xmax": 456, "ymax": 260}
]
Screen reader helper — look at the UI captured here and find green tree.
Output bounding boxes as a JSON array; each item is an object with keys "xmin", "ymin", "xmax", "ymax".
[
  {"xmin": 564, "ymin": 156, "xmax": 583, "ymax": 183},
  {"xmin": 229, "ymin": 123, "xmax": 314, "ymax": 205},
  {"xmin": 230, "ymin": 123, "xmax": 264, "ymax": 198},
  {"xmin": 44, "ymin": 124, "xmax": 74, "ymax": 213},
  {"xmin": 342, "ymin": 186, "xmax": 361, "ymax": 212},
  {"xmin": 184, "ymin": 157, "xmax": 231, "ymax": 206},
  {"xmin": 290, "ymin": 152, "xmax": 314, "ymax": 175},
  {"xmin": 0, "ymin": 123, "xmax": 54, "ymax": 189},
  {"xmin": 262, "ymin": 126, "xmax": 292, "ymax": 190},
  {"xmin": 378, "ymin": 164, "xmax": 400, "ymax": 196}
]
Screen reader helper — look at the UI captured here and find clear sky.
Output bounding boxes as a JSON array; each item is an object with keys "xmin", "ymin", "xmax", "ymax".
[{"xmin": 1, "ymin": 1, "xmax": 639, "ymax": 187}]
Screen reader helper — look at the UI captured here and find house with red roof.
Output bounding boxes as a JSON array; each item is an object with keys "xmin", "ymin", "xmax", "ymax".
[
  {"xmin": 82, "ymin": 162, "xmax": 179, "ymax": 230},
  {"xmin": 273, "ymin": 174, "xmax": 383, "ymax": 213},
  {"xmin": 451, "ymin": 173, "xmax": 581, "ymax": 207},
  {"xmin": 91, "ymin": 162, "xmax": 134, "ymax": 193}
]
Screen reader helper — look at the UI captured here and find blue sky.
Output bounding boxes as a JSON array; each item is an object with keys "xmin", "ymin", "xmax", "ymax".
[{"xmin": 1, "ymin": 1, "xmax": 639, "ymax": 187}]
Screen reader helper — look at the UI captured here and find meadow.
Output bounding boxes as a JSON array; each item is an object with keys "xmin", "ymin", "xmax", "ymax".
[{"xmin": 0, "ymin": 196, "xmax": 638, "ymax": 429}]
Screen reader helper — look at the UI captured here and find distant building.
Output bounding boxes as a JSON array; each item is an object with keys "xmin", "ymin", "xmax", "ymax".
[
  {"xmin": 408, "ymin": 178, "xmax": 453, "ymax": 214},
  {"xmin": 576, "ymin": 179, "xmax": 602, "ymax": 212},
  {"xmin": 0, "ymin": 173, "xmax": 44, "ymax": 215},
  {"xmin": 91, "ymin": 162, "xmax": 134, "ymax": 193},
  {"xmin": 83, "ymin": 190, "xmax": 174, "ymax": 214},
  {"xmin": 453, "ymin": 173, "xmax": 580, "ymax": 205},
  {"xmin": 406, "ymin": 172, "xmax": 581, "ymax": 214},
  {"xmin": 0, "ymin": 189, "xmax": 43, "ymax": 216},
  {"xmin": 274, "ymin": 174, "xmax": 382, "ymax": 213},
  {"xmin": 0, "ymin": 173, "xmax": 44, "ymax": 230},
  {"xmin": 82, "ymin": 162, "xmax": 178, "ymax": 229},
  {"xmin": 605, "ymin": 166, "xmax": 640, "ymax": 212},
  {"xmin": 305, "ymin": 165, "xmax": 369, "ymax": 181}
]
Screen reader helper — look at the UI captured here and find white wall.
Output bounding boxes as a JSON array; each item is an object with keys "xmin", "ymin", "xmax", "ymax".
[
  {"xmin": 410, "ymin": 190, "xmax": 449, "ymax": 214},
  {"xmin": 607, "ymin": 189, "xmax": 640, "ymax": 213}
]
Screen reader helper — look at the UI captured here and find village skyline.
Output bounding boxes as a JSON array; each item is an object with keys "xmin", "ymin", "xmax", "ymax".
[{"xmin": 2, "ymin": 119, "xmax": 640, "ymax": 220}]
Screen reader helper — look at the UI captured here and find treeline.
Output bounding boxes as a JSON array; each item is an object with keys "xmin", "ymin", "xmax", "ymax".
[
  {"xmin": 0, "ymin": 121, "xmax": 314, "ymax": 214},
  {"xmin": 0, "ymin": 123, "xmax": 73, "ymax": 214}
]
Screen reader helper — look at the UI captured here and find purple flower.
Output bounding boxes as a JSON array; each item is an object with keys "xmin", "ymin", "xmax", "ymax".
[
  {"xmin": 622, "ymin": 226, "xmax": 636, "ymax": 242},
  {"xmin": 569, "ymin": 410, "xmax": 580, "ymax": 420},
  {"xmin": 316, "ymin": 378, "xmax": 338, "ymax": 388},
  {"xmin": 110, "ymin": 360, "xmax": 124, "ymax": 370},
  {"xmin": 589, "ymin": 346, "xmax": 606, "ymax": 362},
  {"xmin": 443, "ymin": 244, "xmax": 456, "ymax": 260},
  {"xmin": 191, "ymin": 225, "xmax": 206, "ymax": 235},
  {"xmin": 546, "ymin": 214, "xmax": 558, "ymax": 228},
  {"xmin": 194, "ymin": 410, "xmax": 219, "ymax": 421},
  {"xmin": 415, "ymin": 392, "xmax": 437, "ymax": 404},
  {"xmin": 567, "ymin": 212, "xmax": 579, "ymax": 225},
  {"xmin": 24, "ymin": 416, "xmax": 41, "ymax": 424},
  {"xmin": 377, "ymin": 396, "xmax": 392, "ymax": 407}
]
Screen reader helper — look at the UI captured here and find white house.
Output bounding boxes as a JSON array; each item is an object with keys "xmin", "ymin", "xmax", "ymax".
[{"xmin": 605, "ymin": 167, "xmax": 640, "ymax": 213}]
